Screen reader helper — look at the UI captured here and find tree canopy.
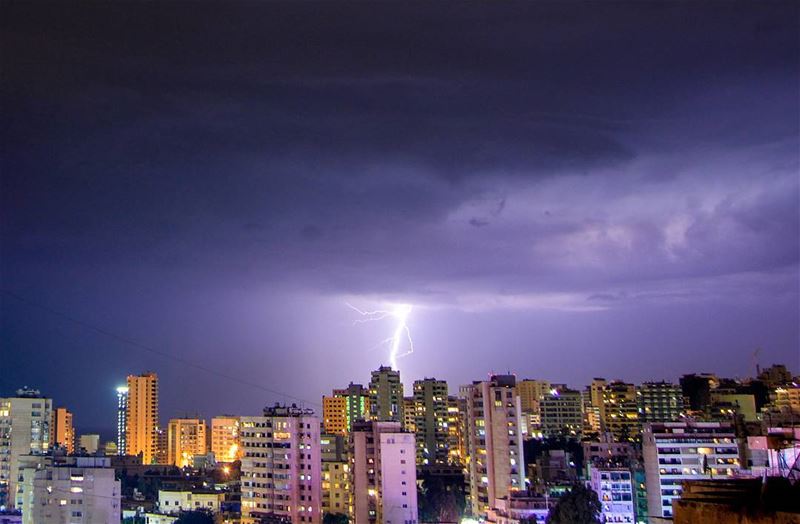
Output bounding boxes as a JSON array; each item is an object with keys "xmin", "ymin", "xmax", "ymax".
[
  {"xmin": 546, "ymin": 483, "xmax": 602, "ymax": 524},
  {"xmin": 323, "ymin": 513, "xmax": 350, "ymax": 524},
  {"xmin": 417, "ymin": 473, "xmax": 466, "ymax": 523}
]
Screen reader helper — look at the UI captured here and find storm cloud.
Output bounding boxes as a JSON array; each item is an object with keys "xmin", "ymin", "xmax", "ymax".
[{"xmin": 1, "ymin": 1, "xmax": 797, "ymax": 430}]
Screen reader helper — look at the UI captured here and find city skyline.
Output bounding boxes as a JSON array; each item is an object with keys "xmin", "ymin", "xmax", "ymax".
[
  {"xmin": 3, "ymin": 364, "xmax": 797, "ymax": 522},
  {"xmin": 1, "ymin": 361, "xmax": 795, "ymax": 443},
  {"xmin": 2, "ymin": 2, "xmax": 798, "ymax": 435}
]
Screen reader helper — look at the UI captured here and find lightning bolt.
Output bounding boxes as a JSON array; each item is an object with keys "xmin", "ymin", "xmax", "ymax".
[{"xmin": 347, "ymin": 302, "xmax": 415, "ymax": 370}]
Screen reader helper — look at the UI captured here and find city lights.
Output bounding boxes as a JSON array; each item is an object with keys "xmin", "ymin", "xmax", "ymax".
[{"xmin": 2, "ymin": 2, "xmax": 797, "ymax": 523}]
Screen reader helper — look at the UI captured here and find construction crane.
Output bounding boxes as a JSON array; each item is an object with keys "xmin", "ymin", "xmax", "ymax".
[{"xmin": 752, "ymin": 347, "xmax": 763, "ymax": 377}]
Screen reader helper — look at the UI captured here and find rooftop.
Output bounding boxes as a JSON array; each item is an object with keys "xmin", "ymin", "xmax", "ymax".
[{"xmin": 675, "ymin": 477, "xmax": 800, "ymax": 515}]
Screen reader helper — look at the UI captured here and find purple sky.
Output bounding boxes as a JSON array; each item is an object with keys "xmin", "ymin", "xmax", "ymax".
[{"xmin": 2, "ymin": 2, "xmax": 798, "ymax": 434}]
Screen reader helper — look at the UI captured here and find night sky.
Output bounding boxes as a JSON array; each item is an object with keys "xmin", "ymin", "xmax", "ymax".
[{"xmin": 2, "ymin": 2, "xmax": 798, "ymax": 436}]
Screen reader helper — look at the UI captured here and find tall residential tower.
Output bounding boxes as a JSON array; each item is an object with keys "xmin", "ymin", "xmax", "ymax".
[
  {"xmin": 351, "ymin": 420, "xmax": 418, "ymax": 524},
  {"xmin": 369, "ymin": 366, "xmax": 404, "ymax": 423},
  {"xmin": 464, "ymin": 375, "xmax": 525, "ymax": 515},
  {"xmin": 50, "ymin": 407, "xmax": 75, "ymax": 454},
  {"xmin": 126, "ymin": 372, "xmax": 159, "ymax": 464},
  {"xmin": 167, "ymin": 418, "xmax": 208, "ymax": 467},
  {"xmin": 412, "ymin": 378, "xmax": 450, "ymax": 465},
  {"xmin": 116, "ymin": 386, "xmax": 129, "ymax": 455},
  {"xmin": 638, "ymin": 381, "xmax": 683, "ymax": 423},
  {"xmin": 0, "ymin": 388, "xmax": 52, "ymax": 508},
  {"xmin": 211, "ymin": 416, "xmax": 241, "ymax": 463},
  {"xmin": 240, "ymin": 405, "xmax": 321, "ymax": 524}
]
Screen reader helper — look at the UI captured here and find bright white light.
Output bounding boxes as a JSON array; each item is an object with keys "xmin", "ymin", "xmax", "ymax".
[
  {"xmin": 389, "ymin": 304, "xmax": 413, "ymax": 369},
  {"xmin": 347, "ymin": 302, "xmax": 415, "ymax": 370}
]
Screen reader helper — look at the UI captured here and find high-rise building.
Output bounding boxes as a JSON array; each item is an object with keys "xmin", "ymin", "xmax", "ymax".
[
  {"xmin": 211, "ymin": 416, "xmax": 241, "ymax": 463},
  {"xmin": 446, "ymin": 396, "xmax": 466, "ymax": 465},
  {"xmin": 324, "ymin": 383, "xmax": 371, "ymax": 436},
  {"xmin": 590, "ymin": 378, "xmax": 608, "ymax": 431},
  {"xmin": 773, "ymin": 384, "xmax": 800, "ymax": 413},
  {"xmin": 167, "ymin": 418, "xmax": 208, "ymax": 467},
  {"xmin": 0, "ymin": 388, "xmax": 52, "ymax": 508},
  {"xmin": 679, "ymin": 374, "xmax": 718, "ymax": 414},
  {"xmin": 155, "ymin": 426, "xmax": 168, "ymax": 464},
  {"xmin": 341, "ymin": 383, "xmax": 371, "ymax": 431},
  {"xmin": 17, "ymin": 456, "xmax": 120, "ymax": 524},
  {"xmin": 78, "ymin": 434, "xmax": 99, "ymax": 454},
  {"xmin": 412, "ymin": 378, "xmax": 450, "ymax": 465},
  {"xmin": 321, "ymin": 433, "xmax": 350, "ymax": 518},
  {"xmin": 602, "ymin": 381, "xmax": 639, "ymax": 442},
  {"xmin": 517, "ymin": 379, "xmax": 551, "ymax": 435},
  {"xmin": 50, "ymin": 407, "xmax": 75, "ymax": 454},
  {"xmin": 126, "ymin": 372, "xmax": 159, "ymax": 464},
  {"xmin": 323, "ymin": 396, "xmax": 349, "ymax": 436},
  {"xmin": 116, "ymin": 386, "xmax": 128, "ymax": 456},
  {"xmin": 402, "ymin": 396, "xmax": 416, "ymax": 433},
  {"xmin": 539, "ymin": 387, "xmax": 583, "ymax": 438},
  {"xmin": 638, "ymin": 381, "xmax": 683, "ymax": 423},
  {"xmin": 643, "ymin": 421, "xmax": 740, "ymax": 520},
  {"xmin": 464, "ymin": 375, "xmax": 525, "ymax": 516},
  {"xmin": 582, "ymin": 387, "xmax": 602, "ymax": 434},
  {"xmin": 240, "ymin": 405, "xmax": 321, "ymax": 524},
  {"xmin": 517, "ymin": 379, "xmax": 551, "ymax": 415},
  {"xmin": 369, "ymin": 366, "xmax": 404, "ymax": 423},
  {"xmin": 351, "ymin": 420, "xmax": 418, "ymax": 524},
  {"xmin": 757, "ymin": 364, "xmax": 792, "ymax": 388}
]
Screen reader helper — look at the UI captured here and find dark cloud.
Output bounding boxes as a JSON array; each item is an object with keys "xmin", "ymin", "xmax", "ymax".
[{"xmin": 1, "ymin": 1, "xmax": 798, "ymax": 429}]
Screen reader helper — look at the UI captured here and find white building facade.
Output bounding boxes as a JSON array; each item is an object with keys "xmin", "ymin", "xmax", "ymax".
[
  {"xmin": 351, "ymin": 420, "xmax": 417, "ymax": 524},
  {"xmin": 18, "ymin": 456, "xmax": 120, "ymax": 524},
  {"xmin": 0, "ymin": 389, "xmax": 52, "ymax": 509},
  {"xmin": 240, "ymin": 405, "xmax": 321, "ymax": 524},
  {"xmin": 587, "ymin": 466, "xmax": 634, "ymax": 523},
  {"xmin": 158, "ymin": 489, "xmax": 223, "ymax": 514},
  {"xmin": 464, "ymin": 375, "xmax": 525, "ymax": 516},
  {"xmin": 642, "ymin": 421, "xmax": 740, "ymax": 520}
]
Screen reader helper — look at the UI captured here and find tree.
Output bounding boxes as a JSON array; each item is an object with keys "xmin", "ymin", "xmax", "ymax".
[
  {"xmin": 546, "ymin": 483, "xmax": 601, "ymax": 524},
  {"xmin": 175, "ymin": 510, "xmax": 214, "ymax": 524},
  {"xmin": 417, "ymin": 474, "xmax": 466, "ymax": 523},
  {"xmin": 323, "ymin": 513, "xmax": 350, "ymax": 524}
]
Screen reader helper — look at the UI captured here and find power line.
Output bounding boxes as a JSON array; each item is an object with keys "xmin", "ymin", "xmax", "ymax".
[{"xmin": 0, "ymin": 289, "xmax": 321, "ymax": 408}]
